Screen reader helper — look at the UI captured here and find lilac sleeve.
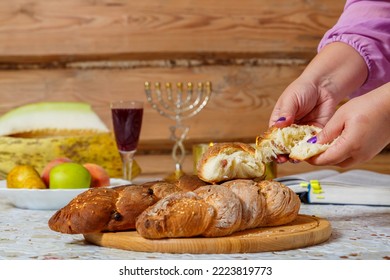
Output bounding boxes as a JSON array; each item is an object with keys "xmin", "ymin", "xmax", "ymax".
[{"xmin": 318, "ymin": 0, "xmax": 390, "ymax": 97}]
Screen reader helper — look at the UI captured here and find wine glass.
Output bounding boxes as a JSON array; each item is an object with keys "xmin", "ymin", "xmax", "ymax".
[{"xmin": 111, "ymin": 100, "xmax": 143, "ymax": 183}]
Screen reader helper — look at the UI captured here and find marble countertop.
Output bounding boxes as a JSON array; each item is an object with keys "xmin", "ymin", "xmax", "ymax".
[{"xmin": 1, "ymin": 195, "xmax": 389, "ymax": 260}]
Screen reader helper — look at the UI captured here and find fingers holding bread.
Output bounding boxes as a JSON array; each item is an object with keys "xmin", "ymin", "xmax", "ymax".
[
  {"xmin": 196, "ymin": 124, "xmax": 333, "ymax": 184},
  {"xmin": 255, "ymin": 124, "xmax": 332, "ymax": 162}
]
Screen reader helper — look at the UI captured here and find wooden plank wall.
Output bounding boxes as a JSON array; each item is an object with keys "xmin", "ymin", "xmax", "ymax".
[{"xmin": 0, "ymin": 0, "xmax": 389, "ymax": 177}]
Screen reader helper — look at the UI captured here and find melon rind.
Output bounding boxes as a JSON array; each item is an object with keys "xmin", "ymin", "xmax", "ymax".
[{"xmin": 0, "ymin": 102, "xmax": 108, "ymax": 136}]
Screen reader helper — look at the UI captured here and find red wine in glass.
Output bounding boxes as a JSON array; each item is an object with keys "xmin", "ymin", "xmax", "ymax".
[
  {"xmin": 110, "ymin": 100, "xmax": 143, "ymax": 182},
  {"xmin": 111, "ymin": 107, "xmax": 143, "ymax": 151}
]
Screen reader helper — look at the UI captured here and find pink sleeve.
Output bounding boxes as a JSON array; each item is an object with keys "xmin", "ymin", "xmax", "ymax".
[{"xmin": 318, "ymin": 0, "xmax": 390, "ymax": 97}]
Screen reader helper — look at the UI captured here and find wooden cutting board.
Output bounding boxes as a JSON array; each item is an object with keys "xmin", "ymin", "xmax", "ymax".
[{"xmin": 84, "ymin": 215, "xmax": 331, "ymax": 254}]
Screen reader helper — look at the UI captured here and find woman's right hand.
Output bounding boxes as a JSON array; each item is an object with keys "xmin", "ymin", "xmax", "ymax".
[
  {"xmin": 268, "ymin": 42, "xmax": 368, "ymax": 164},
  {"xmin": 309, "ymin": 82, "xmax": 390, "ymax": 167}
]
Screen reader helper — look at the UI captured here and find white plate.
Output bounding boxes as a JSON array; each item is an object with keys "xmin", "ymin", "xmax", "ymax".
[{"xmin": 0, "ymin": 178, "xmax": 131, "ymax": 211}]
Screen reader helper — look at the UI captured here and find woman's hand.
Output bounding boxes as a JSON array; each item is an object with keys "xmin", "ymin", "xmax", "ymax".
[
  {"xmin": 268, "ymin": 42, "xmax": 369, "ymax": 165},
  {"xmin": 269, "ymin": 77, "xmax": 339, "ymax": 129},
  {"xmin": 270, "ymin": 42, "xmax": 368, "ymax": 128},
  {"xmin": 310, "ymin": 82, "xmax": 390, "ymax": 167},
  {"xmin": 268, "ymin": 77, "xmax": 340, "ymax": 164}
]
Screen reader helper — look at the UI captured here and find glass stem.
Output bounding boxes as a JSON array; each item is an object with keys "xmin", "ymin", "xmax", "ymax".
[{"xmin": 119, "ymin": 150, "xmax": 136, "ymax": 183}]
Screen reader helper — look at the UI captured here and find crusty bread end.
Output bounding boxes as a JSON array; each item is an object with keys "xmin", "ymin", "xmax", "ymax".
[{"xmin": 197, "ymin": 142, "xmax": 265, "ymax": 183}]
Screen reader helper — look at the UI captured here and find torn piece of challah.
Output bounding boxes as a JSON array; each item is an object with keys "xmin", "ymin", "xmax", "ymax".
[
  {"xmin": 196, "ymin": 142, "xmax": 265, "ymax": 183},
  {"xmin": 255, "ymin": 124, "xmax": 331, "ymax": 162}
]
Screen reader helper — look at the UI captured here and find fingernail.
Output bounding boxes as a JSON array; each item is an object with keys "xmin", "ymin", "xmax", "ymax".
[
  {"xmin": 276, "ymin": 117, "xmax": 286, "ymax": 122},
  {"xmin": 307, "ymin": 136, "xmax": 317, "ymax": 144}
]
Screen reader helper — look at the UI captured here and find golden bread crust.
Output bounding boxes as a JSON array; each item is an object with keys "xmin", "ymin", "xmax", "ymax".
[
  {"xmin": 257, "ymin": 180, "xmax": 301, "ymax": 226},
  {"xmin": 135, "ymin": 192, "xmax": 215, "ymax": 239},
  {"xmin": 141, "ymin": 181, "xmax": 180, "ymax": 200},
  {"xmin": 106, "ymin": 185, "xmax": 158, "ymax": 231},
  {"xmin": 222, "ymin": 179, "xmax": 267, "ymax": 231},
  {"xmin": 49, "ymin": 178, "xmax": 301, "ymax": 238},
  {"xmin": 194, "ymin": 185, "xmax": 242, "ymax": 237},
  {"xmin": 48, "ymin": 187, "xmax": 120, "ymax": 234},
  {"xmin": 175, "ymin": 174, "xmax": 208, "ymax": 192},
  {"xmin": 48, "ymin": 184, "xmax": 169, "ymax": 234}
]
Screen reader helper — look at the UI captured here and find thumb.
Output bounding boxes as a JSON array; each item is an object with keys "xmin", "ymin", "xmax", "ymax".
[
  {"xmin": 316, "ymin": 114, "xmax": 344, "ymax": 145},
  {"xmin": 307, "ymin": 112, "xmax": 346, "ymax": 166}
]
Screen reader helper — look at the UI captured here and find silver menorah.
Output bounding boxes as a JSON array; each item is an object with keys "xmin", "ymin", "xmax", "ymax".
[{"xmin": 145, "ymin": 81, "xmax": 212, "ymax": 180}]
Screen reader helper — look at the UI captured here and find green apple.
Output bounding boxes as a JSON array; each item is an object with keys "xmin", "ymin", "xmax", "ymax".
[{"xmin": 49, "ymin": 162, "xmax": 91, "ymax": 189}]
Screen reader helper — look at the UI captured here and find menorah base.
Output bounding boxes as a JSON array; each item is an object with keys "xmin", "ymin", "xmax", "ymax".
[{"xmin": 163, "ymin": 168, "xmax": 186, "ymax": 183}]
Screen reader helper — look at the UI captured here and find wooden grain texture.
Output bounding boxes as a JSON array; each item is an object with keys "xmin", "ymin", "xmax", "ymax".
[
  {"xmin": 1, "ymin": 1, "xmax": 389, "ymax": 179},
  {"xmin": 0, "ymin": 64, "xmax": 306, "ymax": 144},
  {"xmin": 0, "ymin": 0, "xmax": 344, "ymax": 62},
  {"xmin": 83, "ymin": 215, "xmax": 331, "ymax": 254}
]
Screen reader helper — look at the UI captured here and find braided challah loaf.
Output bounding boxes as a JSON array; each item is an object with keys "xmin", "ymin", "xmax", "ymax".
[
  {"xmin": 49, "ymin": 177, "xmax": 300, "ymax": 238},
  {"xmin": 135, "ymin": 179, "xmax": 300, "ymax": 239}
]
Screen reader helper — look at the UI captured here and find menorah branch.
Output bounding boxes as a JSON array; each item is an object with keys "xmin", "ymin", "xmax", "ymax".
[{"xmin": 145, "ymin": 81, "xmax": 212, "ymax": 179}]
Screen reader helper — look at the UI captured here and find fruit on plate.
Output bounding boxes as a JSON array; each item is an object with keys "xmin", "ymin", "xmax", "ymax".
[
  {"xmin": 41, "ymin": 157, "xmax": 72, "ymax": 187},
  {"xmin": 83, "ymin": 163, "xmax": 110, "ymax": 188},
  {"xmin": 49, "ymin": 162, "xmax": 91, "ymax": 189},
  {"xmin": 7, "ymin": 165, "xmax": 47, "ymax": 189},
  {"xmin": 0, "ymin": 102, "xmax": 141, "ymax": 180},
  {"xmin": 0, "ymin": 132, "xmax": 141, "ymax": 180}
]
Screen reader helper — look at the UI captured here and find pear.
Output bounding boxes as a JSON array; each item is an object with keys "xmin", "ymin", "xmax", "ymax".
[{"xmin": 7, "ymin": 165, "xmax": 47, "ymax": 189}]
